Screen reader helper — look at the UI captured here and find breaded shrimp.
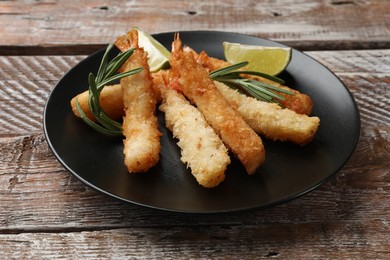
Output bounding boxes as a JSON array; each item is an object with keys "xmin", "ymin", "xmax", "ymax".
[
  {"xmin": 70, "ymin": 71, "xmax": 166, "ymax": 123},
  {"xmin": 150, "ymin": 69, "xmax": 169, "ymax": 103},
  {"xmin": 215, "ymin": 81, "xmax": 320, "ymax": 145},
  {"xmin": 159, "ymin": 86, "xmax": 230, "ymax": 187},
  {"xmin": 116, "ymin": 29, "xmax": 161, "ymax": 173},
  {"xmin": 70, "ymin": 84, "xmax": 123, "ymax": 121},
  {"xmin": 170, "ymin": 34, "xmax": 265, "ymax": 174},
  {"xmin": 195, "ymin": 50, "xmax": 314, "ymax": 115}
]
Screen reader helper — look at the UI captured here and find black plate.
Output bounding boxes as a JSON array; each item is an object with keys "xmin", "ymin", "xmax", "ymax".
[{"xmin": 44, "ymin": 31, "xmax": 360, "ymax": 213}]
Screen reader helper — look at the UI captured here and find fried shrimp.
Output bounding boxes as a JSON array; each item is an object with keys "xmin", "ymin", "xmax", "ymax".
[
  {"xmin": 160, "ymin": 87, "xmax": 230, "ymax": 187},
  {"xmin": 116, "ymin": 29, "xmax": 161, "ymax": 173},
  {"xmin": 70, "ymin": 71, "xmax": 166, "ymax": 122},
  {"xmin": 215, "ymin": 81, "xmax": 320, "ymax": 145},
  {"xmin": 70, "ymin": 84, "xmax": 123, "ymax": 121},
  {"xmin": 150, "ymin": 69, "xmax": 169, "ymax": 103},
  {"xmin": 170, "ymin": 34, "xmax": 265, "ymax": 174},
  {"xmin": 195, "ymin": 50, "xmax": 314, "ymax": 115}
]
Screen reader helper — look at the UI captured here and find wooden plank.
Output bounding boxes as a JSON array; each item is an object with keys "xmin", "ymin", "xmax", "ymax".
[
  {"xmin": 0, "ymin": 56, "xmax": 83, "ymax": 136},
  {"xmin": 0, "ymin": 0, "xmax": 389, "ymax": 54},
  {"xmin": 0, "ymin": 223, "xmax": 389, "ymax": 259}
]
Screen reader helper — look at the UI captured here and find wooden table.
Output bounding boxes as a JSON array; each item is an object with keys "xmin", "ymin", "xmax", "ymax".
[{"xmin": 1, "ymin": 0, "xmax": 389, "ymax": 258}]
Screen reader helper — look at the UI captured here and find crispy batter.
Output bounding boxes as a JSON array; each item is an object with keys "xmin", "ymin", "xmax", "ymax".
[
  {"xmin": 195, "ymin": 50, "xmax": 314, "ymax": 115},
  {"xmin": 160, "ymin": 87, "xmax": 230, "ymax": 187},
  {"xmin": 215, "ymin": 81, "xmax": 320, "ymax": 145},
  {"xmin": 150, "ymin": 69, "xmax": 169, "ymax": 103},
  {"xmin": 70, "ymin": 84, "xmax": 124, "ymax": 121},
  {"xmin": 170, "ymin": 34, "xmax": 265, "ymax": 174},
  {"xmin": 115, "ymin": 34, "xmax": 134, "ymax": 53},
  {"xmin": 117, "ymin": 30, "xmax": 161, "ymax": 173},
  {"xmin": 70, "ymin": 71, "xmax": 166, "ymax": 122}
]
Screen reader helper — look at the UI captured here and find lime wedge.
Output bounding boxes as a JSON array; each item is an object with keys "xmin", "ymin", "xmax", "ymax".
[
  {"xmin": 135, "ymin": 27, "xmax": 171, "ymax": 72},
  {"xmin": 223, "ymin": 42, "xmax": 292, "ymax": 76}
]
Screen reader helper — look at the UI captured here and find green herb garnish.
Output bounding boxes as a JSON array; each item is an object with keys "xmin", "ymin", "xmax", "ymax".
[
  {"xmin": 75, "ymin": 43, "xmax": 142, "ymax": 136},
  {"xmin": 210, "ymin": 61, "xmax": 293, "ymax": 104},
  {"xmin": 76, "ymin": 47, "xmax": 292, "ymax": 136}
]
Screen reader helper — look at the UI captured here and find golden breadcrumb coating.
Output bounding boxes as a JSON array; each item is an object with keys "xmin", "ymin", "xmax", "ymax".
[
  {"xmin": 215, "ymin": 81, "xmax": 320, "ymax": 145},
  {"xmin": 118, "ymin": 29, "xmax": 161, "ymax": 173},
  {"xmin": 195, "ymin": 50, "xmax": 314, "ymax": 115},
  {"xmin": 159, "ymin": 87, "xmax": 230, "ymax": 188},
  {"xmin": 170, "ymin": 34, "xmax": 265, "ymax": 174},
  {"xmin": 70, "ymin": 84, "xmax": 124, "ymax": 121}
]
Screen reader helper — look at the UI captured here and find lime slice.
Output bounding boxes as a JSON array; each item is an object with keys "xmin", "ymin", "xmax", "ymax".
[
  {"xmin": 135, "ymin": 27, "xmax": 171, "ymax": 72},
  {"xmin": 223, "ymin": 42, "xmax": 292, "ymax": 76}
]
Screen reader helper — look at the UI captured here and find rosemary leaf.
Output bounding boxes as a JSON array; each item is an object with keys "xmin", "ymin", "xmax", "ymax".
[
  {"xmin": 210, "ymin": 62, "xmax": 293, "ymax": 105},
  {"xmin": 227, "ymin": 70, "xmax": 285, "ymax": 84},
  {"xmin": 104, "ymin": 48, "xmax": 135, "ymax": 79},
  {"xmin": 96, "ymin": 43, "xmax": 114, "ymax": 83},
  {"xmin": 88, "ymin": 73, "xmax": 98, "ymax": 97},
  {"xmin": 245, "ymin": 87, "xmax": 274, "ymax": 102},
  {"xmin": 250, "ymin": 80, "xmax": 293, "ymax": 95},
  {"xmin": 75, "ymin": 98, "xmax": 122, "ymax": 136},
  {"xmin": 209, "ymin": 61, "xmax": 248, "ymax": 78},
  {"xmin": 98, "ymin": 68, "xmax": 143, "ymax": 89},
  {"xmin": 97, "ymin": 113, "xmax": 121, "ymax": 132},
  {"xmin": 77, "ymin": 43, "xmax": 142, "ymax": 136},
  {"xmin": 243, "ymin": 80, "xmax": 286, "ymax": 101}
]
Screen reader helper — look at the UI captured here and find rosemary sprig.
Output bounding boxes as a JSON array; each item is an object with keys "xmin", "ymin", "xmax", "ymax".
[
  {"xmin": 210, "ymin": 61, "xmax": 293, "ymax": 104},
  {"xmin": 75, "ymin": 43, "xmax": 143, "ymax": 136}
]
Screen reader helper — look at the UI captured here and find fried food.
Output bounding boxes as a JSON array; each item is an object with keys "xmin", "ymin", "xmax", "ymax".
[
  {"xmin": 70, "ymin": 70, "xmax": 167, "ymax": 122},
  {"xmin": 215, "ymin": 81, "xmax": 320, "ymax": 145},
  {"xmin": 117, "ymin": 29, "xmax": 161, "ymax": 173},
  {"xmin": 159, "ymin": 87, "xmax": 230, "ymax": 187},
  {"xmin": 195, "ymin": 50, "xmax": 314, "ymax": 115},
  {"xmin": 150, "ymin": 69, "xmax": 169, "ymax": 103},
  {"xmin": 170, "ymin": 34, "xmax": 265, "ymax": 174},
  {"xmin": 71, "ymin": 29, "xmax": 322, "ymax": 184},
  {"xmin": 70, "ymin": 84, "xmax": 123, "ymax": 121}
]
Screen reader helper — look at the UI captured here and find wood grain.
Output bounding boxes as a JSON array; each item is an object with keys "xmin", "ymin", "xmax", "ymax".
[
  {"xmin": 0, "ymin": 56, "xmax": 82, "ymax": 136},
  {"xmin": 0, "ymin": 0, "xmax": 389, "ymax": 54},
  {"xmin": 0, "ymin": 49, "xmax": 389, "ymax": 258},
  {"xmin": 1, "ymin": 1, "xmax": 389, "ymax": 258},
  {"xmin": 0, "ymin": 222, "xmax": 388, "ymax": 259}
]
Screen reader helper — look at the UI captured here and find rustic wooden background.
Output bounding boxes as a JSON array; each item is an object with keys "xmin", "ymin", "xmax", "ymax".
[
  {"xmin": 1, "ymin": 0, "xmax": 389, "ymax": 54},
  {"xmin": 0, "ymin": 0, "xmax": 389, "ymax": 258}
]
